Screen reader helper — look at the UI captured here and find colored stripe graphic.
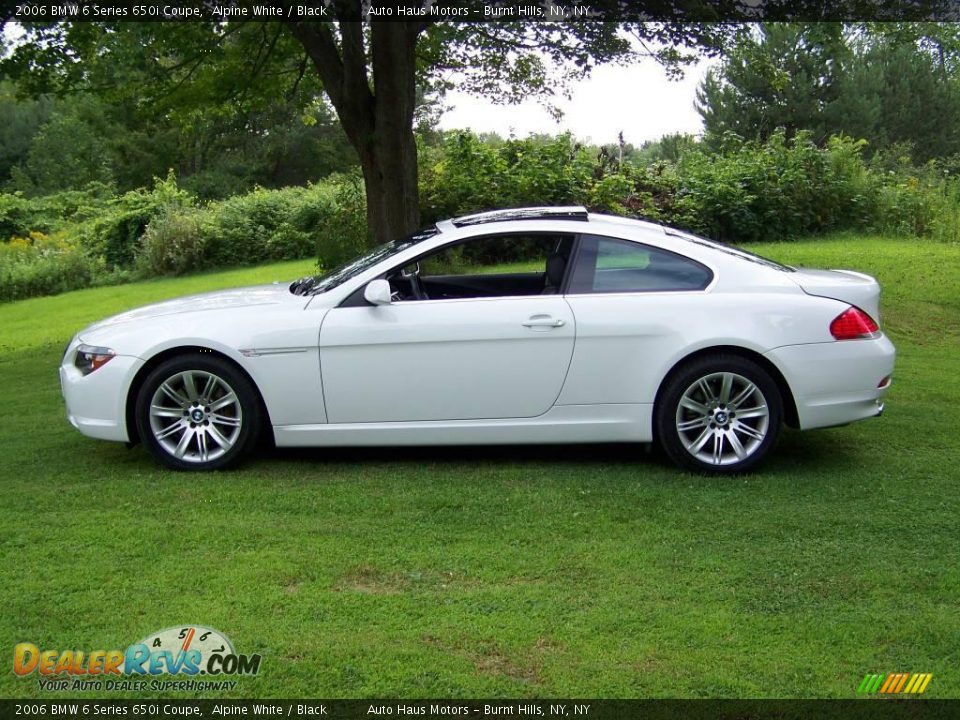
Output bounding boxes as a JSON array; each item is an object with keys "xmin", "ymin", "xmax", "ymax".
[
  {"xmin": 858, "ymin": 672, "xmax": 932, "ymax": 695},
  {"xmin": 894, "ymin": 674, "xmax": 909, "ymax": 693},
  {"xmin": 904, "ymin": 674, "xmax": 920, "ymax": 693}
]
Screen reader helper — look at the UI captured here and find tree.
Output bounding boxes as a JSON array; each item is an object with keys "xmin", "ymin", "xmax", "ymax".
[
  {"xmin": 836, "ymin": 30, "xmax": 960, "ymax": 161},
  {"xmin": 0, "ymin": 81, "xmax": 56, "ymax": 187},
  {"xmin": 696, "ymin": 23, "xmax": 960, "ymax": 162},
  {"xmin": 3, "ymin": 10, "xmax": 731, "ymax": 243},
  {"xmin": 696, "ymin": 23, "xmax": 850, "ymax": 144},
  {"xmin": 8, "ymin": 96, "xmax": 116, "ymax": 194}
]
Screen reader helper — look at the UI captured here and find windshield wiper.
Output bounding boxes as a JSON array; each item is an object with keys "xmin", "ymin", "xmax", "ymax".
[{"xmin": 290, "ymin": 276, "xmax": 317, "ymax": 295}]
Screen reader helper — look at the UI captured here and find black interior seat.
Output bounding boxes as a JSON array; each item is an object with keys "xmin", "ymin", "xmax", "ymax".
[{"xmin": 541, "ymin": 252, "xmax": 567, "ymax": 294}]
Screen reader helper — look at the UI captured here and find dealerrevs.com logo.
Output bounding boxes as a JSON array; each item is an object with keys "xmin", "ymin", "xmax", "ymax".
[{"xmin": 13, "ymin": 625, "xmax": 261, "ymax": 692}]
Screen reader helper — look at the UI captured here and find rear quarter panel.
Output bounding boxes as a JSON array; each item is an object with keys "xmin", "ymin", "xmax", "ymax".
[{"xmin": 557, "ymin": 289, "xmax": 849, "ymax": 406}]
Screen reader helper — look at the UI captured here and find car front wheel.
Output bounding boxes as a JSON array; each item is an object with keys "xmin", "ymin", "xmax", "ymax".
[
  {"xmin": 656, "ymin": 355, "xmax": 782, "ymax": 474},
  {"xmin": 135, "ymin": 354, "xmax": 261, "ymax": 471}
]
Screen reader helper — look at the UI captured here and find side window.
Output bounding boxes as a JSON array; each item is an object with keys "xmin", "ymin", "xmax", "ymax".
[
  {"xmin": 567, "ymin": 235, "xmax": 712, "ymax": 294},
  {"xmin": 388, "ymin": 233, "xmax": 575, "ymax": 301}
]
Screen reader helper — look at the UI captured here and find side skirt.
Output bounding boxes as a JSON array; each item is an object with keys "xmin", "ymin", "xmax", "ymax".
[{"xmin": 273, "ymin": 404, "xmax": 653, "ymax": 447}]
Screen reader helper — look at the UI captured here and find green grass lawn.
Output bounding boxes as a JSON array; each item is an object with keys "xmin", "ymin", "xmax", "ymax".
[{"xmin": 1, "ymin": 235, "xmax": 958, "ymax": 699}]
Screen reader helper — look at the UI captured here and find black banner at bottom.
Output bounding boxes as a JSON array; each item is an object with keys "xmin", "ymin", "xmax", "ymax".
[{"xmin": 1, "ymin": 700, "xmax": 959, "ymax": 720}]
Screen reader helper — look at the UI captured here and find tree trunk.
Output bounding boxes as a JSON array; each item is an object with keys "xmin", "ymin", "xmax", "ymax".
[
  {"xmin": 290, "ymin": 21, "xmax": 423, "ymax": 246},
  {"xmin": 363, "ymin": 22, "xmax": 420, "ymax": 244},
  {"xmin": 358, "ymin": 133, "xmax": 419, "ymax": 245}
]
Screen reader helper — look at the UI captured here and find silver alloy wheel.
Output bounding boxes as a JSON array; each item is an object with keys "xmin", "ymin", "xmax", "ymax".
[
  {"xmin": 675, "ymin": 371, "xmax": 770, "ymax": 466},
  {"xmin": 148, "ymin": 370, "xmax": 243, "ymax": 464}
]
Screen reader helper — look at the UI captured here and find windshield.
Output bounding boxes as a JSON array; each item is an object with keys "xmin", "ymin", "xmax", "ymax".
[
  {"xmin": 664, "ymin": 228, "xmax": 795, "ymax": 272},
  {"xmin": 290, "ymin": 227, "xmax": 440, "ymax": 295}
]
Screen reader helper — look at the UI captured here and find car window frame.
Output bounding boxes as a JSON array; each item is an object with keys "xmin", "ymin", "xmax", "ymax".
[
  {"xmin": 566, "ymin": 233, "xmax": 715, "ymax": 296},
  {"xmin": 339, "ymin": 230, "xmax": 581, "ymax": 307}
]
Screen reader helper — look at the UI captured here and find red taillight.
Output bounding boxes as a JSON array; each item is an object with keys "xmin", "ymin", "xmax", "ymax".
[{"xmin": 830, "ymin": 307, "xmax": 879, "ymax": 340}]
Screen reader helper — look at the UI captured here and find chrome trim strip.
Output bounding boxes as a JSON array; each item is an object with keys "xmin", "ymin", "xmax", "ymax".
[{"xmin": 239, "ymin": 347, "xmax": 311, "ymax": 357}]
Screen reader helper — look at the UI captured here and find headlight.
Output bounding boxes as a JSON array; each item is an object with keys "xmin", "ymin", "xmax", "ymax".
[{"xmin": 75, "ymin": 344, "xmax": 116, "ymax": 375}]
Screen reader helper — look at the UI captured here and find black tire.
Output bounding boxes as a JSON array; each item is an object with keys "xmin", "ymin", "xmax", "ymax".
[
  {"xmin": 655, "ymin": 354, "xmax": 782, "ymax": 474},
  {"xmin": 135, "ymin": 353, "xmax": 262, "ymax": 471}
]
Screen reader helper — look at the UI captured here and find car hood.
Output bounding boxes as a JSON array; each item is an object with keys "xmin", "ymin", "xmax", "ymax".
[
  {"xmin": 80, "ymin": 283, "xmax": 298, "ymax": 336},
  {"xmin": 789, "ymin": 268, "xmax": 882, "ymax": 321}
]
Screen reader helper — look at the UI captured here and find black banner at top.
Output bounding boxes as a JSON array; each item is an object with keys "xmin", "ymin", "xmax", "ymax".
[{"xmin": 5, "ymin": 0, "xmax": 960, "ymax": 23}]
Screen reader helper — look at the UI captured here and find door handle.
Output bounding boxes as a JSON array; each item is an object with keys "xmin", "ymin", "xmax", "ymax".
[{"xmin": 522, "ymin": 316, "xmax": 565, "ymax": 328}]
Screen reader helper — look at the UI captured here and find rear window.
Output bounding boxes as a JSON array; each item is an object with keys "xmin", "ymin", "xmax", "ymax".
[{"xmin": 568, "ymin": 235, "xmax": 713, "ymax": 294}]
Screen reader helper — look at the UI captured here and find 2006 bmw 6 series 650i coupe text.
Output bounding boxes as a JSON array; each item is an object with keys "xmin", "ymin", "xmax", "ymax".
[{"xmin": 60, "ymin": 207, "xmax": 895, "ymax": 474}]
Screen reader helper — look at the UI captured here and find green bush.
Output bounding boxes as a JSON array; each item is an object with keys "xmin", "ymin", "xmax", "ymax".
[
  {"xmin": 201, "ymin": 175, "xmax": 367, "ymax": 271},
  {"xmin": 136, "ymin": 207, "xmax": 208, "ymax": 276},
  {"xmin": 3, "ymin": 129, "xmax": 960, "ymax": 304},
  {"xmin": 0, "ymin": 182, "xmax": 115, "ymax": 240},
  {"xmin": 419, "ymin": 132, "xmax": 593, "ymax": 223},
  {"xmin": 642, "ymin": 131, "xmax": 942, "ymax": 243},
  {"xmin": 312, "ymin": 174, "xmax": 368, "ymax": 270},
  {"xmin": 927, "ymin": 179, "xmax": 960, "ymax": 244},
  {"xmin": 134, "ymin": 173, "xmax": 367, "ymax": 277},
  {"xmin": 78, "ymin": 173, "xmax": 194, "ymax": 268},
  {"xmin": 0, "ymin": 232, "xmax": 107, "ymax": 302},
  {"xmin": 668, "ymin": 132, "xmax": 840, "ymax": 242},
  {"xmin": 0, "ymin": 193, "xmax": 44, "ymax": 240},
  {"xmin": 417, "ymin": 129, "xmax": 948, "ymax": 245},
  {"xmin": 202, "ymin": 187, "xmax": 299, "ymax": 267}
]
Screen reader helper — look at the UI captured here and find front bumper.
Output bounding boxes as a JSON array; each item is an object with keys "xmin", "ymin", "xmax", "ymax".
[
  {"xmin": 60, "ymin": 338, "xmax": 144, "ymax": 442},
  {"xmin": 765, "ymin": 334, "xmax": 896, "ymax": 430}
]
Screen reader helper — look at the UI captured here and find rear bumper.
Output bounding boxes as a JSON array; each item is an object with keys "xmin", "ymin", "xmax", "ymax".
[{"xmin": 765, "ymin": 334, "xmax": 895, "ymax": 430}]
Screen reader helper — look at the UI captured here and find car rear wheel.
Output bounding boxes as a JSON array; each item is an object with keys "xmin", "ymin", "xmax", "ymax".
[
  {"xmin": 656, "ymin": 355, "xmax": 782, "ymax": 474},
  {"xmin": 135, "ymin": 353, "xmax": 261, "ymax": 471}
]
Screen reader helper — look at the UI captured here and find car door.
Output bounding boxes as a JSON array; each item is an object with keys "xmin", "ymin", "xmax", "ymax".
[{"xmin": 318, "ymin": 234, "xmax": 576, "ymax": 424}]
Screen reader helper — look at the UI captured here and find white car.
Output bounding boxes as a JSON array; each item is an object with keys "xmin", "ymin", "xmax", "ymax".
[{"xmin": 60, "ymin": 207, "xmax": 895, "ymax": 474}]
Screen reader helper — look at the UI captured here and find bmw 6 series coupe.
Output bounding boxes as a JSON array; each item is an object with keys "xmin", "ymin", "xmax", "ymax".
[{"xmin": 60, "ymin": 207, "xmax": 895, "ymax": 473}]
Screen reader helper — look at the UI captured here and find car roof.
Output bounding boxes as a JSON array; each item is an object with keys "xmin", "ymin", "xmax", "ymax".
[
  {"xmin": 436, "ymin": 206, "xmax": 667, "ymax": 237},
  {"xmin": 450, "ymin": 206, "xmax": 590, "ymax": 227},
  {"xmin": 431, "ymin": 208, "xmax": 793, "ymax": 278}
]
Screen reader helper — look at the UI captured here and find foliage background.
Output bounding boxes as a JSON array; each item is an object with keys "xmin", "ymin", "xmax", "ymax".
[
  {"xmin": 4, "ymin": 21, "xmax": 960, "ymax": 303},
  {"xmin": 2, "ymin": 128, "xmax": 959, "ymax": 302}
]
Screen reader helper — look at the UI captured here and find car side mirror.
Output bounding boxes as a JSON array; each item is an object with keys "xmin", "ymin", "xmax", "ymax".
[{"xmin": 364, "ymin": 279, "xmax": 392, "ymax": 306}]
